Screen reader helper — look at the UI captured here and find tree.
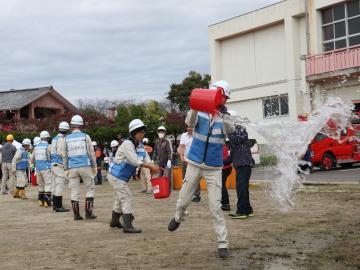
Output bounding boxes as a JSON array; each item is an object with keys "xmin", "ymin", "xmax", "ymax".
[{"xmin": 167, "ymin": 71, "xmax": 211, "ymax": 112}]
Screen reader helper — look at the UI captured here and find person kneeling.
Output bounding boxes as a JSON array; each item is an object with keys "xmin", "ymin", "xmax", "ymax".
[{"xmin": 108, "ymin": 119, "xmax": 160, "ymax": 233}]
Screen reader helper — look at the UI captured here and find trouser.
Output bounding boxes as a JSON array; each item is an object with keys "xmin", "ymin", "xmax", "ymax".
[
  {"xmin": 37, "ymin": 169, "xmax": 52, "ymax": 192},
  {"xmin": 235, "ymin": 166, "xmax": 253, "ymax": 214},
  {"xmin": 51, "ymin": 165, "xmax": 66, "ymax": 196},
  {"xmin": 16, "ymin": 170, "xmax": 27, "ymax": 188},
  {"xmin": 181, "ymin": 162, "xmax": 187, "ymax": 179},
  {"xmin": 174, "ymin": 163, "xmax": 229, "ymax": 249},
  {"xmin": 68, "ymin": 167, "xmax": 95, "ymax": 201},
  {"xmin": 221, "ymin": 167, "xmax": 232, "ymax": 206},
  {"xmin": 108, "ymin": 174, "xmax": 133, "ymax": 214},
  {"xmin": 159, "ymin": 166, "xmax": 172, "ymax": 193},
  {"xmin": 1, "ymin": 163, "xmax": 15, "ymax": 192},
  {"xmin": 140, "ymin": 167, "xmax": 152, "ymax": 191}
]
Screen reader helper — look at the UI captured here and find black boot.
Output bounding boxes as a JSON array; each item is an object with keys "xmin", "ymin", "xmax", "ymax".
[
  {"xmin": 168, "ymin": 218, "xmax": 180, "ymax": 232},
  {"xmin": 55, "ymin": 196, "xmax": 70, "ymax": 212},
  {"xmin": 123, "ymin": 214, "xmax": 141, "ymax": 233},
  {"xmin": 52, "ymin": 195, "xmax": 56, "ymax": 211},
  {"xmin": 43, "ymin": 192, "xmax": 52, "ymax": 207},
  {"xmin": 85, "ymin": 197, "xmax": 97, "ymax": 219},
  {"xmin": 38, "ymin": 192, "xmax": 44, "ymax": 207},
  {"xmin": 110, "ymin": 211, "xmax": 123, "ymax": 229},
  {"xmin": 71, "ymin": 200, "xmax": 84, "ymax": 220}
]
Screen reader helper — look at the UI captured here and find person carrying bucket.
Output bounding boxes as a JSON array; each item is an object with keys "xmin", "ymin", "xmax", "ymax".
[
  {"xmin": 108, "ymin": 119, "xmax": 160, "ymax": 233},
  {"xmin": 168, "ymin": 80, "xmax": 234, "ymax": 259}
]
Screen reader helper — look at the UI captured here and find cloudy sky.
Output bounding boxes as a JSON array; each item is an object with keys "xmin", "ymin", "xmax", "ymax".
[{"xmin": 0, "ymin": 0, "xmax": 279, "ymax": 104}]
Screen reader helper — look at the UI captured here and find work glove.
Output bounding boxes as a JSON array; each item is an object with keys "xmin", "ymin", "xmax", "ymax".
[
  {"xmin": 166, "ymin": 160, "xmax": 172, "ymax": 168},
  {"xmin": 91, "ymin": 167, "xmax": 97, "ymax": 177},
  {"xmin": 11, "ymin": 168, "xmax": 16, "ymax": 174}
]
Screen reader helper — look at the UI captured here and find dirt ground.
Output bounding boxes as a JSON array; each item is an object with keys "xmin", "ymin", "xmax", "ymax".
[{"xmin": 0, "ymin": 180, "xmax": 359, "ymax": 270}]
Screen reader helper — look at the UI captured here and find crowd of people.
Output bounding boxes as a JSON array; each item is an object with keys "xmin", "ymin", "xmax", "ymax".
[{"xmin": 0, "ymin": 80, "xmax": 258, "ymax": 259}]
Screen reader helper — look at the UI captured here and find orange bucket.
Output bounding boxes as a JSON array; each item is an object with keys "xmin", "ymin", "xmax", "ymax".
[
  {"xmin": 189, "ymin": 88, "xmax": 223, "ymax": 115},
  {"xmin": 150, "ymin": 176, "xmax": 170, "ymax": 199}
]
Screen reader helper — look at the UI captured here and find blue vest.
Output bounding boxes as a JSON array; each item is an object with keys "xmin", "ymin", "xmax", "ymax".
[
  {"xmin": 66, "ymin": 132, "xmax": 91, "ymax": 169},
  {"xmin": 16, "ymin": 148, "xmax": 28, "ymax": 170},
  {"xmin": 34, "ymin": 142, "xmax": 51, "ymax": 171},
  {"xmin": 51, "ymin": 134, "xmax": 64, "ymax": 164},
  {"xmin": 187, "ymin": 112, "xmax": 225, "ymax": 167},
  {"xmin": 109, "ymin": 141, "xmax": 145, "ymax": 182}
]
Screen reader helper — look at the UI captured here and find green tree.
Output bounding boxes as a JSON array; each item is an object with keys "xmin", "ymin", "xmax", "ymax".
[{"xmin": 167, "ymin": 71, "xmax": 211, "ymax": 112}]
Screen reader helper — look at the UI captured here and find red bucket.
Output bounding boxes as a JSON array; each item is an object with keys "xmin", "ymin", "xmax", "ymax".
[
  {"xmin": 189, "ymin": 88, "xmax": 223, "ymax": 115},
  {"xmin": 150, "ymin": 176, "xmax": 170, "ymax": 199}
]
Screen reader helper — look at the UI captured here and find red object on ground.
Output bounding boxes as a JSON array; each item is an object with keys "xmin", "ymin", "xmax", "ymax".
[
  {"xmin": 31, "ymin": 173, "xmax": 37, "ymax": 186},
  {"xmin": 189, "ymin": 88, "xmax": 223, "ymax": 115},
  {"xmin": 150, "ymin": 176, "xmax": 170, "ymax": 199}
]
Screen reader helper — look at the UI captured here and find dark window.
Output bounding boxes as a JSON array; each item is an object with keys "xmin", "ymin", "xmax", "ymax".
[
  {"xmin": 348, "ymin": 17, "xmax": 360, "ymax": 35},
  {"xmin": 324, "ymin": 42, "xmax": 334, "ymax": 51},
  {"xmin": 270, "ymin": 98, "xmax": 279, "ymax": 116},
  {"xmin": 334, "ymin": 4, "xmax": 345, "ymax": 20},
  {"xmin": 263, "ymin": 95, "xmax": 289, "ymax": 118},
  {"xmin": 334, "ymin": 21, "xmax": 346, "ymax": 38},
  {"xmin": 323, "ymin": 25, "xmax": 334, "ymax": 40},
  {"xmin": 335, "ymin": 39, "xmax": 347, "ymax": 49},
  {"xmin": 347, "ymin": 0, "xmax": 360, "ymax": 18},
  {"xmin": 280, "ymin": 95, "xmax": 289, "ymax": 115},
  {"xmin": 263, "ymin": 99, "xmax": 271, "ymax": 118},
  {"xmin": 322, "ymin": 8, "xmax": 333, "ymax": 24},
  {"xmin": 349, "ymin": 35, "xmax": 360, "ymax": 45}
]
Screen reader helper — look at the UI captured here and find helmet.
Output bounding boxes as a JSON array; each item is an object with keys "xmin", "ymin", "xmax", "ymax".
[
  {"xmin": 227, "ymin": 110, "xmax": 238, "ymax": 117},
  {"xmin": 6, "ymin": 134, "xmax": 14, "ymax": 141},
  {"xmin": 40, "ymin": 131, "xmax": 50, "ymax": 139},
  {"xmin": 92, "ymin": 141, "xmax": 97, "ymax": 146},
  {"xmin": 70, "ymin": 115, "xmax": 84, "ymax": 126},
  {"xmin": 33, "ymin": 136, "xmax": 41, "ymax": 146},
  {"xmin": 211, "ymin": 80, "xmax": 231, "ymax": 99},
  {"xmin": 22, "ymin": 138, "xmax": 32, "ymax": 146},
  {"xmin": 59, "ymin": 121, "xmax": 70, "ymax": 131},
  {"xmin": 129, "ymin": 119, "xmax": 146, "ymax": 133},
  {"xmin": 110, "ymin": 140, "xmax": 119, "ymax": 148},
  {"xmin": 142, "ymin": 138, "xmax": 149, "ymax": 144},
  {"xmin": 157, "ymin": 126, "xmax": 166, "ymax": 132}
]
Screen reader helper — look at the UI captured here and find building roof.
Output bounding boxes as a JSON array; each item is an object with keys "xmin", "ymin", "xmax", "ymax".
[{"xmin": 0, "ymin": 86, "xmax": 78, "ymax": 112}]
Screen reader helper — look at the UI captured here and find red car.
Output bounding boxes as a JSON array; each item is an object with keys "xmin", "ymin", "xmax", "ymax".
[{"xmin": 310, "ymin": 123, "xmax": 360, "ymax": 170}]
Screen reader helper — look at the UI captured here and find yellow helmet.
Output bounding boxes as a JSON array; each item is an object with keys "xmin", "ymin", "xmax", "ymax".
[{"xmin": 6, "ymin": 134, "xmax": 14, "ymax": 141}]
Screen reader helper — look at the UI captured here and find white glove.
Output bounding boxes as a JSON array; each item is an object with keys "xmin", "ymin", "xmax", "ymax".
[{"xmin": 167, "ymin": 160, "xmax": 172, "ymax": 168}]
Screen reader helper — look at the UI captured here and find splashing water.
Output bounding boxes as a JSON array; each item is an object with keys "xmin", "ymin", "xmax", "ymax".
[{"xmin": 222, "ymin": 96, "xmax": 354, "ymax": 211}]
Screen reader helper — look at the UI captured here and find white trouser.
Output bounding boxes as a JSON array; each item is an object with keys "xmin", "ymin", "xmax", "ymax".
[
  {"xmin": 37, "ymin": 169, "xmax": 52, "ymax": 193},
  {"xmin": 108, "ymin": 174, "xmax": 133, "ymax": 214},
  {"xmin": 16, "ymin": 170, "xmax": 27, "ymax": 188},
  {"xmin": 174, "ymin": 163, "xmax": 229, "ymax": 249},
  {"xmin": 68, "ymin": 167, "xmax": 95, "ymax": 201},
  {"xmin": 1, "ymin": 163, "xmax": 15, "ymax": 192},
  {"xmin": 140, "ymin": 167, "xmax": 152, "ymax": 191},
  {"xmin": 51, "ymin": 165, "xmax": 66, "ymax": 196}
]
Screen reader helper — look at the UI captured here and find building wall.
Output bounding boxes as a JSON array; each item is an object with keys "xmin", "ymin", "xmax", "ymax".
[{"xmin": 32, "ymin": 93, "xmax": 65, "ymax": 112}]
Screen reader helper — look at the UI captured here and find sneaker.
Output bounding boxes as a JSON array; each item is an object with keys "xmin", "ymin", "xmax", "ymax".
[
  {"xmin": 168, "ymin": 218, "xmax": 180, "ymax": 232},
  {"xmin": 247, "ymin": 210, "xmax": 255, "ymax": 217},
  {"xmin": 221, "ymin": 204, "xmax": 231, "ymax": 211},
  {"xmin": 230, "ymin": 212, "xmax": 248, "ymax": 219},
  {"xmin": 191, "ymin": 196, "xmax": 201, "ymax": 203},
  {"xmin": 218, "ymin": 248, "xmax": 229, "ymax": 259}
]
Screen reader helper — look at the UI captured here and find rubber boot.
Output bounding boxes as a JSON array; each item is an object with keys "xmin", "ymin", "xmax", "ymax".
[
  {"xmin": 18, "ymin": 188, "xmax": 27, "ymax": 199},
  {"xmin": 43, "ymin": 192, "xmax": 52, "ymax": 207},
  {"xmin": 110, "ymin": 211, "xmax": 123, "ymax": 229},
  {"xmin": 55, "ymin": 196, "xmax": 70, "ymax": 212},
  {"xmin": 123, "ymin": 214, "xmax": 141, "ymax": 233},
  {"xmin": 38, "ymin": 192, "xmax": 44, "ymax": 207},
  {"xmin": 13, "ymin": 188, "xmax": 20, "ymax": 198},
  {"xmin": 71, "ymin": 200, "xmax": 84, "ymax": 221},
  {"xmin": 85, "ymin": 197, "xmax": 97, "ymax": 219}
]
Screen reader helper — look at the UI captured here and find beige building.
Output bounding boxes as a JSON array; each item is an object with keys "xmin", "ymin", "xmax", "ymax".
[{"xmin": 209, "ymin": 0, "xmax": 360, "ymax": 122}]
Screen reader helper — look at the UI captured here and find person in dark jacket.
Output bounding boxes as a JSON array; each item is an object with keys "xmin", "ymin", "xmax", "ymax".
[
  {"xmin": 221, "ymin": 141, "xmax": 233, "ymax": 211},
  {"xmin": 227, "ymin": 120, "xmax": 255, "ymax": 219}
]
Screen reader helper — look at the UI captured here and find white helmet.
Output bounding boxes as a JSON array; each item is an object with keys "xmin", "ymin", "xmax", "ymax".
[
  {"xmin": 22, "ymin": 138, "xmax": 32, "ymax": 146},
  {"xmin": 142, "ymin": 138, "xmax": 149, "ymax": 144},
  {"xmin": 33, "ymin": 136, "xmax": 41, "ymax": 146},
  {"xmin": 211, "ymin": 80, "xmax": 231, "ymax": 99},
  {"xmin": 129, "ymin": 119, "xmax": 146, "ymax": 133},
  {"xmin": 71, "ymin": 115, "xmax": 84, "ymax": 126},
  {"xmin": 40, "ymin": 130, "xmax": 50, "ymax": 139},
  {"xmin": 227, "ymin": 110, "xmax": 238, "ymax": 117},
  {"xmin": 110, "ymin": 140, "xmax": 119, "ymax": 148},
  {"xmin": 59, "ymin": 121, "xmax": 70, "ymax": 131},
  {"xmin": 92, "ymin": 141, "xmax": 97, "ymax": 146},
  {"xmin": 157, "ymin": 126, "xmax": 166, "ymax": 132}
]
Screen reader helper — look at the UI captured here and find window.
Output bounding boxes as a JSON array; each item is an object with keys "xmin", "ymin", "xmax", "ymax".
[
  {"xmin": 263, "ymin": 94, "xmax": 289, "ymax": 118},
  {"xmin": 314, "ymin": 133, "xmax": 328, "ymax": 142},
  {"xmin": 321, "ymin": 0, "xmax": 360, "ymax": 51}
]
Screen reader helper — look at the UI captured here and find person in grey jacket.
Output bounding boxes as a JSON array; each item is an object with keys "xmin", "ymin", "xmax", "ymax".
[{"xmin": 1, "ymin": 134, "xmax": 17, "ymax": 195}]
